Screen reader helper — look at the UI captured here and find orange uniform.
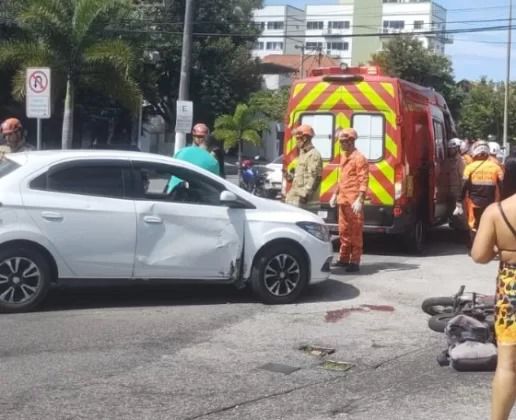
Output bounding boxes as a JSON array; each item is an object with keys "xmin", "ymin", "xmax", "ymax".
[
  {"xmin": 337, "ymin": 149, "xmax": 369, "ymax": 264},
  {"xmin": 462, "ymin": 159, "xmax": 504, "ymax": 232}
]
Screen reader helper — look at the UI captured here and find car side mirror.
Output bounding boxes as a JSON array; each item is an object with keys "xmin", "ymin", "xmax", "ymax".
[{"xmin": 220, "ymin": 190, "xmax": 239, "ymax": 205}]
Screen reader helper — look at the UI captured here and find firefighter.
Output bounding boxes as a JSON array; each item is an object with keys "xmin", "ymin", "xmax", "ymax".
[
  {"xmin": 460, "ymin": 139, "xmax": 473, "ymax": 165},
  {"xmin": 330, "ymin": 128, "xmax": 369, "ymax": 273},
  {"xmin": 488, "ymin": 141, "xmax": 504, "ymax": 168},
  {"xmin": 166, "ymin": 123, "xmax": 220, "ymax": 193},
  {"xmin": 443, "ymin": 138, "xmax": 465, "ymax": 218},
  {"xmin": 285, "ymin": 124, "xmax": 323, "ymax": 212},
  {"xmin": 0, "ymin": 118, "xmax": 33, "ymax": 152},
  {"xmin": 454, "ymin": 140, "xmax": 504, "ymax": 247}
]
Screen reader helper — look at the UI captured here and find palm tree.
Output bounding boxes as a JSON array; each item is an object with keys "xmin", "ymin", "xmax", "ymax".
[
  {"xmin": 213, "ymin": 103, "xmax": 269, "ymax": 182},
  {"xmin": 0, "ymin": 0, "xmax": 141, "ymax": 149}
]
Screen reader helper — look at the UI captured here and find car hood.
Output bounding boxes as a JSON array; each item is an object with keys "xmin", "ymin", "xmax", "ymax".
[{"xmin": 244, "ymin": 194, "xmax": 324, "ymax": 224}]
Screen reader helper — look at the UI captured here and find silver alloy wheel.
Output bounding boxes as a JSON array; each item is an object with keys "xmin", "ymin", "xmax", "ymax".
[
  {"xmin": 0, "ymin": 257, "xmax": 41, "ymax": 305},
  {"xmin": 264, "ymin": 253, "xmax": 301, "ymax": 297}
]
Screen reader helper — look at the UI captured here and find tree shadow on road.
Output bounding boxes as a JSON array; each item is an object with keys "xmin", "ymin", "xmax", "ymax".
[{"xmin": 37, "ymin": 278, "xmax": 360, "ymax": 312}]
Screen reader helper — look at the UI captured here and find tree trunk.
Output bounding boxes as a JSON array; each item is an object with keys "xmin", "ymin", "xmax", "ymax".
[
  {"xmin": 61, "ymin": 77, "xmax": 75, "ymax": 149},
  {"xmin": 238, "ymin": 137, "xmax": 243, "ymax": 185}
]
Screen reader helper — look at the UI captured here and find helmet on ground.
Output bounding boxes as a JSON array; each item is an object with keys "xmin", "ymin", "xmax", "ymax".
[
  {"xmin": 294, "ymin": 124, "xmax": 315, "ymax": 138},
  {"xmin": 460, "ymin": 140, "xmax": 470, "ymax": 154},
  {"xmin": 192, "ymin": 123, "xmax": 209, "ymax": 137},
  {"xmin": 0, "ymin": 117, "xmax": 22, "ymax": 135},
  {"xmin": 337, "ymin": 127, "xmax": 358, "ymax": 141},
  {"xmin": 488, "ymin": 141, "xmax": 501, "ymax": 156},
  {"xmin": 471, "ymin": 140, "xmax": 490, "ymax": 158},
  {"xmin": 447, "ymin": 138, "xmax": 461, "ymax": 149}
]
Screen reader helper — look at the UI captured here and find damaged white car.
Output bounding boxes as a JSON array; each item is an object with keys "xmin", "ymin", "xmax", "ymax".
[{"xmin": 0, "ymin": 150, "xmax": 333, "ymax": 313}]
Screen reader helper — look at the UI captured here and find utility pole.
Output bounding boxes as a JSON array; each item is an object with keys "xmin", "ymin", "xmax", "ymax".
[
  {"xmin": 295, "ymin": 45, "xmax": 305, "ymax": 78},
  {"xmin": 174, "ymin": 0, "xmax": 194, "ymax": 154},
  {"xmin": 503, "ymin": 0, "xmax": 512, "ymax": 152}
]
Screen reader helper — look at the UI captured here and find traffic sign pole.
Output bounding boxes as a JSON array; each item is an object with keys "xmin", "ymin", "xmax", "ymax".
[
  {"xmin": 37, "ymin": 119, "xmax": 42, "ymax": 150},
  {"xmin": 26, "ymin": 67, "xmax": 51, "ymax": 150}
]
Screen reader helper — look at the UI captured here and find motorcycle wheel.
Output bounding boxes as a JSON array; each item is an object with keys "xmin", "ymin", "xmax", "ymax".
[
  {"xmin": 428, "ymin": 313, "xmax": 456, "ymax": 333},
  {"xmin": 421, "ymin": 297, "xmax": 455, "ymax": 316}
]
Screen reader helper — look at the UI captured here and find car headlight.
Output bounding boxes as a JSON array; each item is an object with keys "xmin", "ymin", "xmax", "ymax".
[{"xmin": 296, "ymin": 222, "xmax": 330, "ymax": 242}]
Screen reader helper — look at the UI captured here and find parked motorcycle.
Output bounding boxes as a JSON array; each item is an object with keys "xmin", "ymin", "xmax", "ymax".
[{"xmin": 239, "ymin": 157, "xmax": 272, "ymax": 198}]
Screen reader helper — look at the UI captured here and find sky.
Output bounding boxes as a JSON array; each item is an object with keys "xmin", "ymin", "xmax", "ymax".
[{"xmin": 264, "ymin": 0, "xmax": 514, "ymax": 81}]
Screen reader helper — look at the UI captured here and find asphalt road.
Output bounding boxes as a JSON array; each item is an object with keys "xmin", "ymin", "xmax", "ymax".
[{"xmin": 0, "ymin": 229, "xmax": 500, "ymax": 420}]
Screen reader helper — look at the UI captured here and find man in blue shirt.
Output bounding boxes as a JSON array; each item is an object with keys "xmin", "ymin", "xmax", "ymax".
[{"xmin": 167, "ymin": 123, "xmax": 220, "ymax": 193}]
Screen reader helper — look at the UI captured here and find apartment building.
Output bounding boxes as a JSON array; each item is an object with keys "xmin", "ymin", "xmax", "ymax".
[
  {"xmin": 304, "ymin": 4, "xmax": 354, "ymax": 64},
  {"xmin": 251, "ymin": 5, "xmax": 305, "ymax": 59},
  {"xmin": 251, "ymin": 1, "xmax": 450, "ymax": 67}
]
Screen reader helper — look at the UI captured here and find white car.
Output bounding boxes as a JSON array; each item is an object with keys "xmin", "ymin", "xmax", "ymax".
[
  {"xmin": 0, "ymin": 150, "xmax": 333, "ymax": 313},
  {"xmin": 263, "ymin": 155, "xmax": 283, "ymax": 198}
]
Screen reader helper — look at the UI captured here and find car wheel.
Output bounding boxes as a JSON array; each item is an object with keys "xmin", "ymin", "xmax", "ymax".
[
  {"xmin": 0, "ymin": 247, "xmax": 52, "ymax": 313},
  {"xmin": 403, "ymin": 219, "xmax": 426, "ymax": 254},
  {"xmin": 251, "ymin": 244, "xmax": 308, "ymax": 304}
]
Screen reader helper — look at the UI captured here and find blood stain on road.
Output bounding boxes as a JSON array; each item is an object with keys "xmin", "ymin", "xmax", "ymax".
[{"xmin": 325, "ymin": 304, "xmax": 395, "ymax": 323}]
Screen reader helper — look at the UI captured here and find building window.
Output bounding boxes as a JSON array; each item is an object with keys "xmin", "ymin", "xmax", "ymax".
[
  {"xmin": 254, "ymin": 22, "xmax": 265, "ymax": 31},
  {"xmin": 253, "ymin": 42, "xmax": 264, "ymax": 50},
  {"xmin": 329, "ymin": 21, "xmax": 350, "ymax": 30},
  {"xmin": 305, "ymin": 42, "xmax": 323, "ymax": 51},
  {"xmin": 267, "ymin": 21, "xmax": 284, "ymax": 30},
  {"xmin": 414, "ymin": 20, "xmax": 424, "ymax": 30},
  {"xmin": 266, "ymin": 42, "xmax": 284, "ymax": 51},
  {"xmin": 306, "ymin": 21, "xmax": 324, "ymax": 30},
  {"xmin": 383, "ymin": 20, "xmax": 405, "ymax": 30},
  {"xmin": 328, "ymin": 42, "xmax": 349, "ymax": 51}
]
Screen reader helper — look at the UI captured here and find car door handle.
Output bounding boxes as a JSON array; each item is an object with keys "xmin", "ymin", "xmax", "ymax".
[
  {"xmin": 41, "ymin": 211, "xmax": 63, "ymax": 221},
  {"xmin": 143, "ymin": 215, "xmax": 163, "ymax": 224}
]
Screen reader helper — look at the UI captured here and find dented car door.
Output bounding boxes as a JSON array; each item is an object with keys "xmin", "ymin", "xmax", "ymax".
[{"xmin": 131, "ymin": 162, "xmax": 245, "ymax": 280}]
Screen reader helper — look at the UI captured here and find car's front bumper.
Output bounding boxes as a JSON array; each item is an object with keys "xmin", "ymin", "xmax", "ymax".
[{"xmin": 303, "ymin": 237, "xmax": 333, "ymax": 284}]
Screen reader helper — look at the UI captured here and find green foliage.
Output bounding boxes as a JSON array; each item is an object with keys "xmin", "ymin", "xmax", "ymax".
[
  {"xmin": 0, "ymin": 0, "xmax": 141, "ymax": 147},
  {"xmin": 213, "ymin": 103, "xmax": 268, "ymax": 149},
  {"xmin": 131, "ymin": 0, "xmax": 263, "ymax": 127},
  {"xmin": 248, "ymin": 87, "xmax": 290, "ymax": 121},
  {"xmin": 371, "ymin": 35, "xmax": 463, "ymax": 116},
  {"xmin": 458, "ymin": 79, "xmax": 516, "ymax": 142}
]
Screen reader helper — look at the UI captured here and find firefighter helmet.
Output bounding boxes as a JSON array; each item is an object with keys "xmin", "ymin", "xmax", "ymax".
[
  {"xmin": 0, "ymin": 118, "xmax": 22, "ymax": 135},
  {"xmin": 460, "ymin": 140, "xmax": 470, "ymax": 154},
  {"xmin": 488, "ymin": 141, "xmax": 501, "ymax": 156},
  {"xmin": 192, "ymin": 123, "xmax": 209, "ymax": 137},
  {"xmin": 338, "ymin": 128, "xmax": 358, "ymax": 141},
  {"xmin": 294, "ymin": 124, "xmax": 315, "ymax": 138},
  {"xmin": 471, "ymin": 141, "xmax": 490, "ymax": 158},
  {"xmin": 447, "ymin": 138, "xmax": 461, "ymax": 149}
]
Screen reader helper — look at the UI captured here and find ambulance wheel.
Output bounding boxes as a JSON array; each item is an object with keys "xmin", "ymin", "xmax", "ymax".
[{"xmin": 403, "ymin": 220, "xmax": 425, "ymax": 254}]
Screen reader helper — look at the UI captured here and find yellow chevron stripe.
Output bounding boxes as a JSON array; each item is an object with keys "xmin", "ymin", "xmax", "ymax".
[
  {"xmin": 334, "ymin": 112, "xmax": 350, "ymax": 157},
  {"xmin": 286, "ymin": 137, "xmax": 296, "ymax": 155},
  {"xmin": 288, "ymin": 82, "xmax": 330, "ymax": 126},
  {"xmin": 340, "ymin": 86, "xmax": 364, "ymax": 110},
  {"xmin": 369, "ymin": 173, "xmax": 394, "ymax": 205},
  {"xmin": 386, "ymin": 134, "xmax": 398, "ymax": 159},
  {"xmin": 376, "ymin": 161, "xmax": 395, "ymax": 183},
  {"xmin": 320, "ymin": 167, "xmax": 339, "ymax": 196},
  {"xmin": 356, "ymin": 82, "xmax": 396, "ymax": 128},
  {"xmin": 381, "ymin": 82, "xmax": 395, "ymax": 97},
  {"xmin": 293, "ymin": 83, "xmax": 306, "ymax": 98}
]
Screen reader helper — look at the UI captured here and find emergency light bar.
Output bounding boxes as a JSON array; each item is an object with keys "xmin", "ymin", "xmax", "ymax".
[
  {"xmin": 309, "ymin": 66, "xmax": 383, "ymax": 77},
  {"xmin": 322, "ymin": 75, "xmax": 364, "ymax": 83}
]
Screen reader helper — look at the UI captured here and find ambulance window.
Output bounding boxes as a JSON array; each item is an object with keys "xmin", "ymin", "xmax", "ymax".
[
  {"xmin": 433, "ymin": 120, "xmax": 445, "ymax": 160},
  {"xmin": 352, "ymin": 114, "xmax": 385, "ymax": 161},
  {"xmin": 300, "ymin": 114, "xmax": 333, "ymax": 159}
]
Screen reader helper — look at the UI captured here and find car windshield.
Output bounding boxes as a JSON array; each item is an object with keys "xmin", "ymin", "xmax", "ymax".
[{"xmin": 0, "ymin": 157, "xmax": 20, "ymax": 178}]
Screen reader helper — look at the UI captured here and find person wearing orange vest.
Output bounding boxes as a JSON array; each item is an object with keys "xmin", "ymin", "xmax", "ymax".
[
  {"xmin": 330, "ymin": 128, "xmax": 369, "ymax": 273},
  {"xmin": 454, "ymin": 140, "xmax": 504, "ymax": 247}
]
